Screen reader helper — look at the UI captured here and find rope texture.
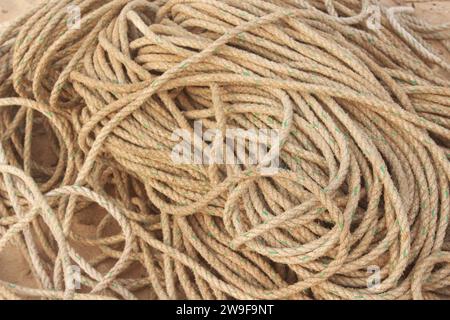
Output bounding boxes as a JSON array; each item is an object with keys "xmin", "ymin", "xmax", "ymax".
[{"xmin": 0, "ymin": 0, "xmax": 449, "ymax": 300}]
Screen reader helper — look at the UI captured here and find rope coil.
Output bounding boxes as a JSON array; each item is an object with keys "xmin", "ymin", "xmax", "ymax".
[{"xmin": 0, "ymin": 0, "xmax": 449, "ymax": 300}]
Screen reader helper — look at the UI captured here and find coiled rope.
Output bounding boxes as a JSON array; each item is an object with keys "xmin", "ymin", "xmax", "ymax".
[{"xmin": 0, "ymin": 0, "xmax": 449, "ymax": 300}]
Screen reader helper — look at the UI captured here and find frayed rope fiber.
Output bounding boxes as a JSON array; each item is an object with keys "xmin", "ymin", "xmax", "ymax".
[{"xmin": 0, "ymin": 0, "xmax": 449, "ymax": 300}]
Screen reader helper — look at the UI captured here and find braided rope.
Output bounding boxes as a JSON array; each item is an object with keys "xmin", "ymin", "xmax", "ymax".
[{"xmin": 0, "ymin": 0, "xmax": 449, "ymax": 300}]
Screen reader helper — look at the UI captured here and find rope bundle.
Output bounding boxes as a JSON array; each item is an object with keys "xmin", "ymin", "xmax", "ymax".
[{"xmin": 0, "ymin": 0, "xmax": 449, "ymax": 300}]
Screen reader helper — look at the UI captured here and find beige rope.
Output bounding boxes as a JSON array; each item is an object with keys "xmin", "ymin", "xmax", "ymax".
[{"xmin": 0, "ymin": 0, "xmax": 449, "ymax": 300}]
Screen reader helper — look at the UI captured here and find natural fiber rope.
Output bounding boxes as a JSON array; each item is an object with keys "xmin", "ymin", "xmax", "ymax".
[{"xmin": 0, "ymin": 0, "xmax": 449, "ymax": 300}]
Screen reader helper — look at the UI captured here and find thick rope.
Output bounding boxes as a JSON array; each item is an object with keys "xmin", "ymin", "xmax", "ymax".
[{"xmin": 0, "ymin": 0, "xmax": 449, "ymax": 300}]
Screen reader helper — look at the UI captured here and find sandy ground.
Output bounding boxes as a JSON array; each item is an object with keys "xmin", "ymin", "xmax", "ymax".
[
  {"xmin": 0, "ymin": 0, "xmax": 449, "ymax": 298},
  {"xmin": 0, "ymin": 0, "xmax": 39, "ymax": 27}
]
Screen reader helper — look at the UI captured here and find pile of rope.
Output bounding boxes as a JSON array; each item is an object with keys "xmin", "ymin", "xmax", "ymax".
[{"xmin": 0, "ymin": 0, "xmax": 449, "ymax": 300}]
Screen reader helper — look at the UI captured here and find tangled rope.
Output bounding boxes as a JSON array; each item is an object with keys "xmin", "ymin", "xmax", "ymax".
[{"xmin": 0, "ymin": 0, "xmax": 449, "ymax": 300}]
